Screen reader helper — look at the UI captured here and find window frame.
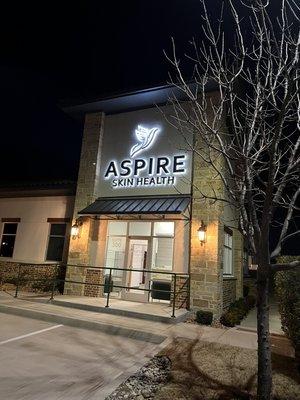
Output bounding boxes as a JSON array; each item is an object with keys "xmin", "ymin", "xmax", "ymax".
[
  {"xmin": 223, "ymin": 227, "xmax": 233, "ymax": 277},
  {"xmin": 0, "ymin": 222, "xmax": 19, "ymax": 258},
  {"xmin": 45, "ymin": 222, "xmax": 68, "ymax": 262},
  {"xmin": 105, "ymin": 220, "xmax": 176, "ymax": 273}
]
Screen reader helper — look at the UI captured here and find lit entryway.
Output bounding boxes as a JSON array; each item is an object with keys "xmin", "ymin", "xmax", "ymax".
[{"xmin": 123, "ymin": 238, "xmax": 149, "ymax": 302}]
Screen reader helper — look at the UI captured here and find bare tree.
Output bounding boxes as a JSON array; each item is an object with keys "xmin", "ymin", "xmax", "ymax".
[{"xmin": 165, "ymin": 1, "xmax": 300, "ymax": 399}]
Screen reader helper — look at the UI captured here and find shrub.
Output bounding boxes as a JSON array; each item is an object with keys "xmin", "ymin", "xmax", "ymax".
[
  {"xmin": 275, "ymin": 257, "xmax": 300, "ymax": 369},
  {"xmin": 244, "ymin": 295, "xmax": 256, "ymax": 310},
  {"xmin": 220, "ymin": 309, "xmax": 241, "ymax": 327},
  {"xmin": 196, "ymin": 310, "xmax": 213, "ymax": 325},
  {"xmin": 243, "ymin": 285, "xmax": 250, "ymax": 297},
  {"xmin": 220, "ymin": 296, "xmax": 256, "ymax": 327}
]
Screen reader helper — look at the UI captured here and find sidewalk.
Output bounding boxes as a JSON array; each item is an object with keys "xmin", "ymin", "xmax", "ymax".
[
  {"xmin": 0, "ymin": 291, "xmax": 262, "ymax": 351},
  {"xmin": 240, "ymin": 298, "xmax": 283, "ymax": 335}
]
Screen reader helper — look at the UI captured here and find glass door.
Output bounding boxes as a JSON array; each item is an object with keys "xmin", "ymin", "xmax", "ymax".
[{"xmin": 122, "ymin": 238, "xmax": 150, "ymax": 302}]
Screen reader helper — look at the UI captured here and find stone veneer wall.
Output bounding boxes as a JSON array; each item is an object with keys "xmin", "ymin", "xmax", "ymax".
[
  {"xmin": 189, "ymin": 132, "xmax": 224, "ymax": 316},
  {"xmin": 170, "ymin": 275, "xmax": 190, "ymax": 309},
  {"xmin": 222, "ymin": 279, "xmax": 237, "ymax": 309},
  {"xmin": 84, "ymin": 268, "xmax": 104, "ymax": 297},
  {"xmin": 65, "ymin": 112, "xmax": 105, "ymax": 295},
  {"xmin": 0, "ymin": 261, "xmax": 65, "ymax": 292},
  {"xmin": 189, "ymin": 92, "xmax": 244, "ymax": 317}
]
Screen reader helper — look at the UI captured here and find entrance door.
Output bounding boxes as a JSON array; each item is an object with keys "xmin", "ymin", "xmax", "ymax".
[{"xmin": 122, "ymin": 238, "xmax": 150, "ymax": 302}]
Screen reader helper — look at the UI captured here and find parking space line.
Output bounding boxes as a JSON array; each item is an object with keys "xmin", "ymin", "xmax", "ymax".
[{"xmin": 0, "ymin": 324, "xmax": 63, "ymax": 345}]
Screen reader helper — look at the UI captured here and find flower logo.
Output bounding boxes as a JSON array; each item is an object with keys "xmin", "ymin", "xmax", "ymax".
[{"xmin": 130, "ymin": 125, "xmax": 160, "ymax": 158}]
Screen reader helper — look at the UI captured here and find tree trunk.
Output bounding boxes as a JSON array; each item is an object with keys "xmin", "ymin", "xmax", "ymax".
[
  {"xmin": 295, "ymin": 346, "xmax": 300, "ymax": 373},
  {"xmin": 257, "ymin": 268, "xmax": 272, "ymax": 400}
]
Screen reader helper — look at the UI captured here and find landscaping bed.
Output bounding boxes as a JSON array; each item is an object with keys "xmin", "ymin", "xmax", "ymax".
[
  {"xmin": 105, "ymin": 356, "xmax": 171, "ymax": 400},
  {"xmin": 106, "ymin": 337, "xmax": 299, "ymax": 400},
  {"xmin": 155, "ymin": 338, "xmax": 300, "ymax": 400}
]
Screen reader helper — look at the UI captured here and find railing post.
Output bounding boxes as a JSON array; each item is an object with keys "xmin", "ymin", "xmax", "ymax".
[
  {"xmin": 187, "ymin": 276, "xmax": 190, "ymax": 310},
  {"xmin": 14, "ymin": 265, "xmax": 21, "ymax": 298},
  {"xmin": 50, "ymin": 279, "xmax": 56, "ymax": 300},
  {"xmin": 105, "ymin": 268, "xmax": 112, "ymax": 308},
  {"xmin": 172, "ymin": 273, "xmax": 177, "ymax": 318}
]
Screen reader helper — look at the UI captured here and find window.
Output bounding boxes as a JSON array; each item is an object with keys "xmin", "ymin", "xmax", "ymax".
[
  {"xmin": 223, "ymin": 228, "xmax": 233, "ymax": 276},
  {"xmin": 153, "ymin": 221, "xmax": 174, "ymax": 237},
  {"xmin": 152, "ymin": 237, "xmax": 174, "ymax": 272},
  {"xmin": 46, "ymin": 224, "xmax": 67, "ymax": 261},
  {"xmin": 0, "ymin": 223, "xmax": 18, "ymax": 258},
  {"xmin": 108, "ymin": 221, "xmax": 127, "ymax": 236},
  {"xmin": 152, "ymin": 222, "xmax": 175, "ymax": 276},
  {"xmin": 129, "ymin": 221, "xmax": 151, "ymax": 236}
]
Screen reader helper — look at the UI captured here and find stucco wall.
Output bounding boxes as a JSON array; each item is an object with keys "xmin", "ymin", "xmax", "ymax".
[{"xmin": 0, "ymin": 196, "xmax": 74, "ymax": 263}]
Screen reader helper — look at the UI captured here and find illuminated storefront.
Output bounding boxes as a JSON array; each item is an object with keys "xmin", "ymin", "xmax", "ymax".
[{"xmin": 64, "ymin": 85, "xmax": 244, "ymax": 316}]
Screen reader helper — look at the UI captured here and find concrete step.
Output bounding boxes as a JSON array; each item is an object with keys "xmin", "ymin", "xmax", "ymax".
[
  {"xmin": 20, "ymin": 294, "xmax": 190, "ymax": 324},
  {"xmin": 0, "ymin": 297, "xmax": 169, "ymax": 344},
  {"xmin": 50, "ymin": 299, "xmax": 189, "ymax": 324}
]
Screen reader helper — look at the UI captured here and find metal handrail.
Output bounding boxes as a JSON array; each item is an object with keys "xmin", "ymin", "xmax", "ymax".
[
  {"xmin": 66, "ymin": 263, "xmax": 189, "ymax": 277},
  {"xmin": 10, "ymin": 263, "xmax": 190, "ymax": 318}
]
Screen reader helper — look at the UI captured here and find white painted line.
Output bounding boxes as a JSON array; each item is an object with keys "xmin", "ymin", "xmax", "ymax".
[{"xmin": 0, "ymin": 324, "xmax": 63, "ymax": 345}]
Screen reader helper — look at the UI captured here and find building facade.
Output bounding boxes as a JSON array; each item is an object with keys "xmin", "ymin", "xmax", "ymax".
[
  {"xmin": 0, "ymin": 182, "xmax": 75, "ymax": 265},
  {"xmin": 0, "ymin": 86, "xmax": 244, "ymax": 317},
  {"xmin": 63, "ymin": 86, "xmax": 244, "ymax": 317}
]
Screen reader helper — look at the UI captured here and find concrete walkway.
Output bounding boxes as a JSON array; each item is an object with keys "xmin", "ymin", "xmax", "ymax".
[
  {"xmin": 0, "ymin": 291, "xmax": 261, "ymax": 351},
  {"xmin": 23, "ymin": 293, "xmax": 188, "ymax": 323},
  {"xmin": 239, "ymin": 298, "xmax": 283, "ymax": 335}
]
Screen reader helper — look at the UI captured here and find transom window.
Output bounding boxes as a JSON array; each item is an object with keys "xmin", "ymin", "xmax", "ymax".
[
  {"xmin": 107, "ymin": 221, "xmax": 175, "ymax": 238},
  {"xmin": 0, "ymin": 223, "xmax": 18, "ymax": 258},
  {"xmin": 223, "ymin": 227, "xmax": 233, "ymax": 276}
]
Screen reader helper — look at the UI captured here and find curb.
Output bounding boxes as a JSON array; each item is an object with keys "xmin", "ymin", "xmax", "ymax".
[{"xmin": 0, "ymin": 304, "xmax": 167, "ymax": 344}]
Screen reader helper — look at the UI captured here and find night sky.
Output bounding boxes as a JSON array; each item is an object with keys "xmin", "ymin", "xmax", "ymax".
[
  {"xmin": 0, "ymin": 0, "xmax": 210, "ymax": 183},
  {"xmin": 0, "ymin": 1, "xmax": 296, "ymax": 253}
]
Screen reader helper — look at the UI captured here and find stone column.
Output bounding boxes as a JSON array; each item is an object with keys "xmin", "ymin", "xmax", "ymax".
[
  {"xmin": 64, "ymin": 112, "xmax": 105, "ymax": 295},
  {"xmin": 189, "ymin": 200, "xmax": 223, "ymax": 317},
  {"xmin": 189, "ymin": 155, "xmax": 224, "ymax": 317}
]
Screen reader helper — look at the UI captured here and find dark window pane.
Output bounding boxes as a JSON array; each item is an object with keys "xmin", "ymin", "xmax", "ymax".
[
  {"xmin": 0, "ymin": 235, "xmax": 16, "ymax": 257},
  {"xmin": 46, "ymin": 236, "xmax": 65, "ymax": 261},
  {"xmin": 3, "ymin": 223, "xmax": 18, "ymax": 235},
  {"xmin": 50, "ymin": 224, "xmax": 66, "ymax": 236}
]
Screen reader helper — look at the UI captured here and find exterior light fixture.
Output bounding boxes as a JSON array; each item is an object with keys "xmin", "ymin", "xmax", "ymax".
[
  {"xmin": 71, "ymin": 219, "xmax": 82, "ymax": 239},
  {"xmin": 197, "ymin": 220, "xmax": 207, "ymax": 245}
]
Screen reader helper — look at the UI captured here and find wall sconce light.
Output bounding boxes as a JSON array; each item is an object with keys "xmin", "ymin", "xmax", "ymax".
[
  {"xmin": 197, "ymin": 220, "xmax": 207, "ymax": 245},
  {"xmin": 71, "ymin": 219, "xmax": 82, "ymax": 239}
]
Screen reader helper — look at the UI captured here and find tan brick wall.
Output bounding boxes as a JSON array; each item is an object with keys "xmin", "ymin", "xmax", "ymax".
[
  {"xmin": 189, "ymin": 92, "xmax": 244, "ymax": 317},
  {"xmin": 0, "ymin": 261, "xmax": 65, "ymax": 292},
  {"xmin": 84, "ymin": 268, "xmax": 104, "ymax": 297},
  {"xmin": 222, "ymin": 278, "xmax": 237, "ymax": 309},
  {"xmin": 170, "ymin": 275, "xmax": 189, "ymax": 309},
  {"xmin": 233, "ymin": 228, "xmax": 243, "ymax": 298},
  {"xmin": 189, "ymin": 125, "xmax": 224, "ymax": 316},
  {"xmin": 65, "ymin": 112, "xmax": 105, "ymax": 296}
]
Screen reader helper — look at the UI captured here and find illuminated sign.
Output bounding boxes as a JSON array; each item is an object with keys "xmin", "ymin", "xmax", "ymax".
[
  {"xmin": 130, "ymin": 125, "xmax": 160, "ymax": 157},
  {"xmin": 104, "ymin": 125, "xmax": 188, "ymax": 189}
]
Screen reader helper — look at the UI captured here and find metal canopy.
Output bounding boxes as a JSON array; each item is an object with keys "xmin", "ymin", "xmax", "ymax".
[{"xmin": 79, "ymin": 195, "xmax": 191, "ymax": 217}]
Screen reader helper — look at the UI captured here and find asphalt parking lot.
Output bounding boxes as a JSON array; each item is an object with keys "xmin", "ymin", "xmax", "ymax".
[{"xmin": 0, "ymin": 313, "xmax": 158, "ymax": 400}]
